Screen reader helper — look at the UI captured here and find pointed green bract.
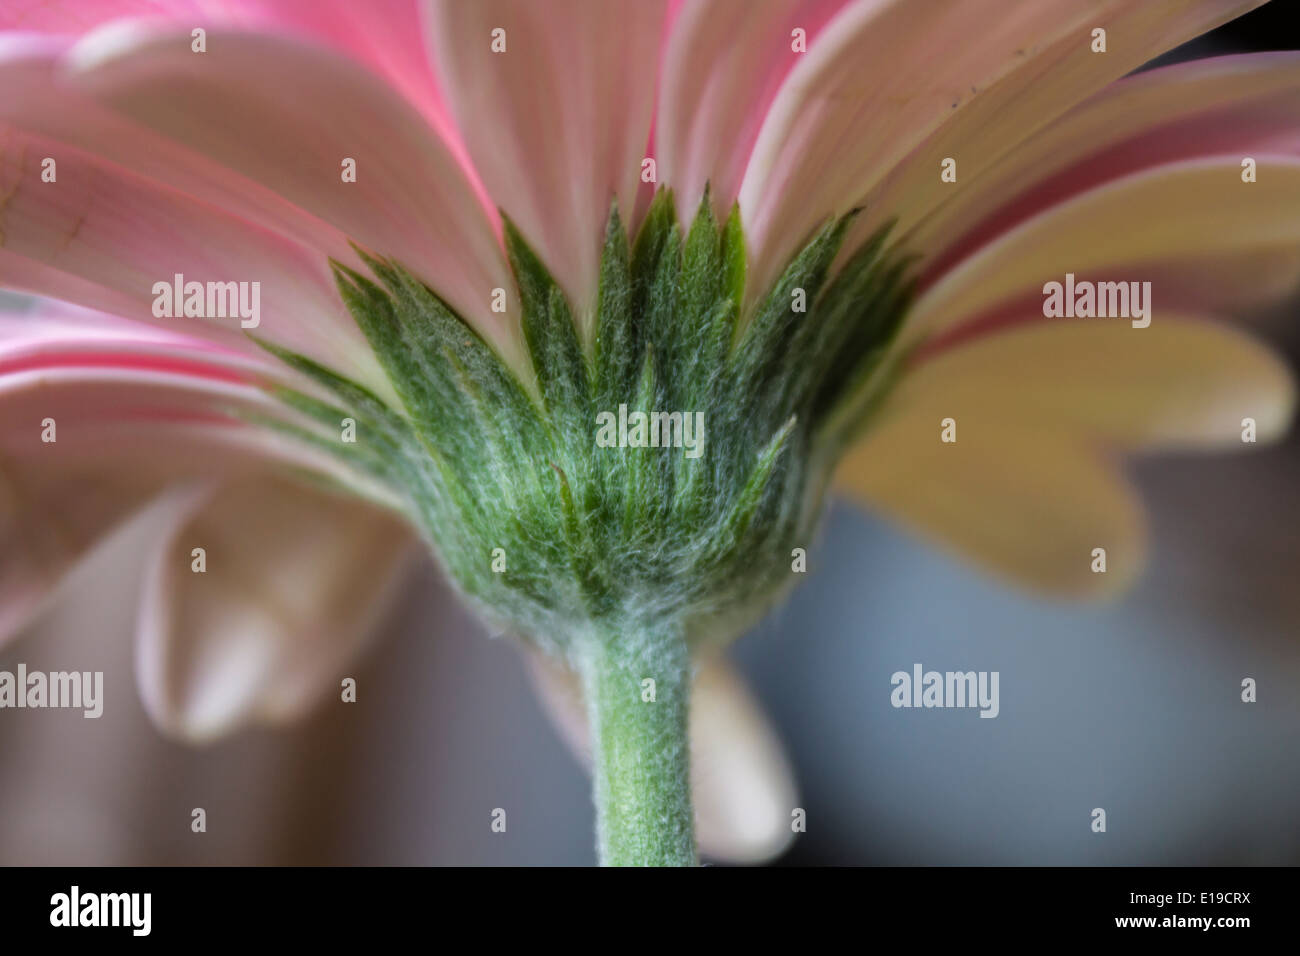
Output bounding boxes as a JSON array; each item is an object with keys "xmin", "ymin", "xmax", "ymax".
[
  {"xmin": 258, "ymin": 192, "xmax": 913, "ymax": 654},
  {"xmin": 594, "ymin": 202, "xmax": 637, "ymax": 416}
]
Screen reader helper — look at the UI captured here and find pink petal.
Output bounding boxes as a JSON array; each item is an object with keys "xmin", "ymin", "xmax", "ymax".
[
  {"xmin": 655, "ymin": 0, "xmax": 847, "ymax": 222},
  {"xmin": 0, "ymin": 123, "xmax": 392, "ymax": 395},
  {"xmin": 136, "ymin": 476, "xmax": 418, "ymax": 741},
  {"xmin": 245, "ymin": 1, "xmax": 459, "ymax": 145},
  {"xmin": 841, "ymin": 3, "xmax": 1275, "ymax": 264},
  {"xmin": 0, "ymin": 34, "xmax": 364, "ymax": 275},
  {"xmin": 59, "ymin": 22, "xmax": 524, "ymax": 373},
  {"xmin": 911, "ymin": 52, "xmax": 1300, "ymax": 280},
  {"xmin": 907, "ymin": 157, "xmax": 1300, "ymax": 344},
  {"xmin": 740, "ymin": 0, "xmax": 1268, "ymax": 308},
  {"xmin": 0, "ymin": 309, "xmax": 397, "ymax": 646},
  {"xmin": 0, "ymin": 0, "xmax": 205, "ymax": 31},
  {"xmin": 2, "ymin": 1, "xmax": 453, "ymax": 143},
  {"xmin": 426, "ymin": 0, "xmax": 667, "ymax": 336}
]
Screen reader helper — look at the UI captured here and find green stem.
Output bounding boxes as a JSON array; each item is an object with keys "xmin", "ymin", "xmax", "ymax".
[{"xmin": 578, "ymin": 620, "xmax": 697, "ymax": 866}]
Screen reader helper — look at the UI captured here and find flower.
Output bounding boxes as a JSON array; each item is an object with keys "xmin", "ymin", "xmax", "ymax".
[{"xmin": 1, "ymin": 0, "xmax": 1296, "ymax": 865}]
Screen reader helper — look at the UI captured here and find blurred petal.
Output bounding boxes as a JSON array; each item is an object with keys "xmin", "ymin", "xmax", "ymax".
[
  {"xmin": 690, "ymin": 656, "xmax": 799, "ymax": 863},
  {"xmin": 0, "ymin": 123, "xmax": 390, "ymax": 392},
  {"xmin": 0, "ymin": 309, "xmax": 395, "ymax": 646},
  {"xmin": 527, "ymin": 651, "xmax": 797, "ymax": 863},
  {"xmin": 917, "ymin": 245, "xmax": 1300, "ymax": 324},
  {"xmin": 739, "ymin": 0, "xmax": 1090, "ymax": 303},
  {"xmin": 907, "ymin": 315, "xmax": 1295, "ymax": 451},
  {"xmin": 909, "ymin": 52, "xmax": 1300, "ymax": 274},
  {"xmin": 1068, "ymin": 246, "xmax": 1300, "ymax": 316},
  {"xmin": 137, "ymin": 475, "xmax": 418, "ymax": 742},
  {"xmin": 0, "ymin": 34, "xmax": 364, "ymax": 274},
  {"xmin": 837, "ymin": 419, "xmax": 1146, "ymax": 597},
  {"xmin": 248, "ymin": 0, "xmax": 456, "ymax": 140},
  {"xmin": 655, "ymin": 0, "xmax": 846, "ymax": 222},
  {"xmin": 0, "ymin": 0, "xmax": 204, "ymax": 30},
  {"xmin": 742, "ymin": 0, "xmax": 1266, "ymax": 303},
  {"xmin": 1, "ymin": 462, "xmax": 152, "ymax": 646},
  {"xmin": 1, "ymin": 0, "xmax": 455, "ymax": 145},
  {"xmin": 908, "ymin": 158, "xmax": 1300, "ymax": 342},
  {"xmin": 60, "ymin": 23, "xmax": 524, "ymax": 372},
  {"xmin": 844, "ymin": 3, "xmax": 1274, "ymax": 262},
  {"xmin": 427, "ymin": 0, "xmax": 666, "ymax": 333}
]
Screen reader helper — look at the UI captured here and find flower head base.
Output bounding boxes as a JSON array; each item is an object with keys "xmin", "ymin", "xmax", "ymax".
[{"xmin": 262, "ymin": 190, "xmax": 913, "ymax": 657}]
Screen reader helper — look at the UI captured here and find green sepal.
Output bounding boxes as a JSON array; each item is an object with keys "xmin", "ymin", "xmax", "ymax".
[
  {"xmin": 256, "ymin": 189, "xmax": 915, "ymax": 653},
  {"xmin": 504, "ymin": 216, "xmax": 589, "ymax": 424},
  {"xmin": 593, "ymin": 201, "xmax": 637, "ymax": 415}
]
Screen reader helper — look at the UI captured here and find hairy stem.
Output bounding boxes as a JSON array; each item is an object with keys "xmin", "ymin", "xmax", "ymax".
[{"xmin": 579, "ymin": 621, "xmax": 696, "ymax": 866}]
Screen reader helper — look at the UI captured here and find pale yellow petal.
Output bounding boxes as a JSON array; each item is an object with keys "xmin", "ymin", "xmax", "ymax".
[
  {"xmin": 836, "ymin": 419, "xmax": 1146, "ymax": 597},
  {"xmin": 907, "ymin": 158, "xmax": 1300, "ymax": 342},
  {"xmin": 741, "ymin": 0, "xmax": 1265, "ymax": 305},
  {"xmin": 899, "ymin": 51, "xmax": 1300, "ymax": 261},
  {"xmin": 845, "ymin": 6, "xmax": 1278, "ymax": 261},
  {"xmin": 897, "ymin": 314, "xmax": 1295, "ymax": 451},
  {"xmin": 740, "ymin": 0, "xmax": 1100, "ymax": 305}
]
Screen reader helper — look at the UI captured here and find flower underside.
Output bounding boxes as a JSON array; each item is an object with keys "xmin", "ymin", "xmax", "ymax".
[{"xmin": 256, "ymin": 190, "xmax": 916, "ymax": 659}]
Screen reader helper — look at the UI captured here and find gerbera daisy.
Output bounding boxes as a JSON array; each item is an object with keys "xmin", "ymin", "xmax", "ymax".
[{"xmin": 1, "ymin": 0, "xmax": 1294, "ymax": 865}]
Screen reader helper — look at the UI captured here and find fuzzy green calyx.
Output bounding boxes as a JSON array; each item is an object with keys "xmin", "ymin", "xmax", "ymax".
[{"xmin": 260, "ymin": 191, "xmax": 914, "ymax": 659}]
